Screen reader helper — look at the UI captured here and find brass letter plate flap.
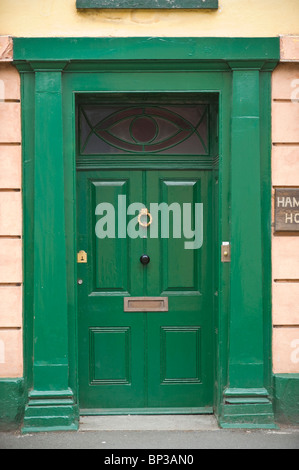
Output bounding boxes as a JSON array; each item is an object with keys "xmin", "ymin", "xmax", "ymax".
[{"xmin": 124, "ymin": 297, "xmax": 168, "ymax": 312}]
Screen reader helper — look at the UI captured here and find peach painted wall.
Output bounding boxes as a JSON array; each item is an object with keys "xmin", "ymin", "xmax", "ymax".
[
  {"xmin": 272, "ymin": 37, "xmax": 299, "ymax": 374},
  {"xmin": 0, "ymin": 37, "xmax": 23, "ymax": 378}
]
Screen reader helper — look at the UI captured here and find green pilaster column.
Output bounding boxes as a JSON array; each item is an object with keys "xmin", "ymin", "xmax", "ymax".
[
  {"xmin": 22, "ymin": 64, "xmax": 78, "ymax": 433},
  {"xmin": 221, "ymin": 65, "xmax": 275, "ymax": 428}
]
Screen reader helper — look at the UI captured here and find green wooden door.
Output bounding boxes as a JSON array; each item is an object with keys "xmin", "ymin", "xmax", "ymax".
[{"xmin": 77, "ymin": 168, "xmax": 214, "ymax": 412}]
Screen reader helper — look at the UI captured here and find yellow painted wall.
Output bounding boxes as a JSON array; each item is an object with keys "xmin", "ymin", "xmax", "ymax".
[{"xmin": 0, "ymin": 0, "xmax": 298, "ymax": 38}]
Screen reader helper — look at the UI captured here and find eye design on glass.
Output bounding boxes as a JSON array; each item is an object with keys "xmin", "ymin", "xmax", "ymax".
[{"xmin": 80, "ymin": 106, "xmax": 208, "ymax": 155}]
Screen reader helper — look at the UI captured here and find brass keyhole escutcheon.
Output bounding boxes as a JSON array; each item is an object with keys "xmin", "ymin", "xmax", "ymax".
[
  {"xmin": 77, "ymin": 250, "xmax": 87, "ymax": 263},
  {"xmin": 138, "ymin": 208, "xmax": 153, "ymax": 228}
]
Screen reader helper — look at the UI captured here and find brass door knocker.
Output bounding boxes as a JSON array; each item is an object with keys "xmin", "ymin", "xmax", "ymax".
[{"xmin": 138, "ymin": 208, "xmax": 153, "ymax": 228}]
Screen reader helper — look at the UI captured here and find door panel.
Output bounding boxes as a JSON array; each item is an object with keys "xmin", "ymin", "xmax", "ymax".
[
  {"xmin": 147, "ymin": 174, "xmax": 203, "ymax": 294},
  {"xmin": 160, "ymin": 180, "xmax": 197, "ymax": 292},
  {"xmin": 77, "ymin": 169, "xmax": 214, "ymax": 411},
  {"xmin": 146, "ymin": 171, "xmax": 213, "ymax": 408},
  {"xmin": 160, "ymin": 326, "xmax": 202, "ymax": 384},
  {"xmin": 93, "ymin": 180, "xmax": 130, "ymax": 293},
  {"xmin": 77, "ymin": 170, "xmax": 146, "ymax": 409},
  {"xmin": 89, "ymin": 326, "xmax": 131, "ymax": 385}
]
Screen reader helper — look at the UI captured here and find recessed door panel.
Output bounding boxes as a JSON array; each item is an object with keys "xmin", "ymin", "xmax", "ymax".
[
  {"xmin": 160, "ymin": 326, "xmax": 202, "ymax": 384},
  {"xmin": 93, "ymin": 180, "xmax": 130, "ymax": 293},
  {"xmin": 159, "ymin": 178, "xmax": 202, "ymax": 293},
  {"xmin": 89, "ymin": 327, "xmax": 131, "ymax": 385}
]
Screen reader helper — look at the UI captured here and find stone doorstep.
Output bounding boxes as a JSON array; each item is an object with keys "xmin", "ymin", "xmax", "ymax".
[{"xmin": 79, "ymin": 415, "xmax": 219, "ymax": 432}]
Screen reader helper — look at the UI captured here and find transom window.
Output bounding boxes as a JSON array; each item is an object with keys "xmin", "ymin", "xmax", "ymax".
[{"xmin": 79, "ymin": 104, "xmax": 209, "ymax": 155}]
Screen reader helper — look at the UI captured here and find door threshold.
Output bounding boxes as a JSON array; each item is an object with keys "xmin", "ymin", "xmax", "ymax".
[
  {"xmin": 79, "ymin": 413, "xmax": 218, "ymax": 432},
  {"xmin": 80, "ymin": 407, "xmax": 213, "ymax": 416}
]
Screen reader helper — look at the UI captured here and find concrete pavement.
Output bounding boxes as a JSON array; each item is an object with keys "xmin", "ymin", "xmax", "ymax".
[{"xmin": 0, "ymin": 416, "xmax": 299, "ymax": 449}]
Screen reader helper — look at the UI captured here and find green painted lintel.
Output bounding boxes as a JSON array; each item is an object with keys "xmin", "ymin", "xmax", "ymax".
[
  {"xmin": 76, "ymin": 0, "xmax": 218, "ymax": 9},
  {"xmin": 13, "ymin": 37, "xmax": 280, "ymax": 63}
]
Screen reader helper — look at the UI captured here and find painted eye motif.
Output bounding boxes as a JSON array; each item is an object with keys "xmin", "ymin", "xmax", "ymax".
[{"xmin": 80, "ymin": 106, "xmax": 208, "ymax": 155}]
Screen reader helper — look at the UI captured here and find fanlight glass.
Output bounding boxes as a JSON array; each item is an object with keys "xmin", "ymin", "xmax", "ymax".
[{"xmin": 79, "ymin": 105, "xmax": 209, "ymax": 155}]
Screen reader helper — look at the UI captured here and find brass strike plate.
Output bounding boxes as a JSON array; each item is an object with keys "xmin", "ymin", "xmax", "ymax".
[
  {"xmin": 221, "ymin": 242, "xmax": 231, "ymax": 263},
  {"xmin": 77, "ymin": 250, "xmax": 87, "ymax": 263}
]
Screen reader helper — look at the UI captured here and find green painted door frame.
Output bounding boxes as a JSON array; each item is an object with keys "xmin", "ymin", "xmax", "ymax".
[{"xmin": 13, "ymin": 37, "xmax": 280, "ymax": 432}]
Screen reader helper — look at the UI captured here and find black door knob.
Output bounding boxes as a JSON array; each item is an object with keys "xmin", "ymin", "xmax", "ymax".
[{"xmin": 140, "ymin": 254, "xmax": 150, "ymax": 265}]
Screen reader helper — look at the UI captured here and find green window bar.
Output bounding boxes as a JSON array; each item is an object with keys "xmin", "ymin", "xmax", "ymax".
[{"xmin": 76, "ymin": 0, "xmax": 218, "ymax": 9}]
